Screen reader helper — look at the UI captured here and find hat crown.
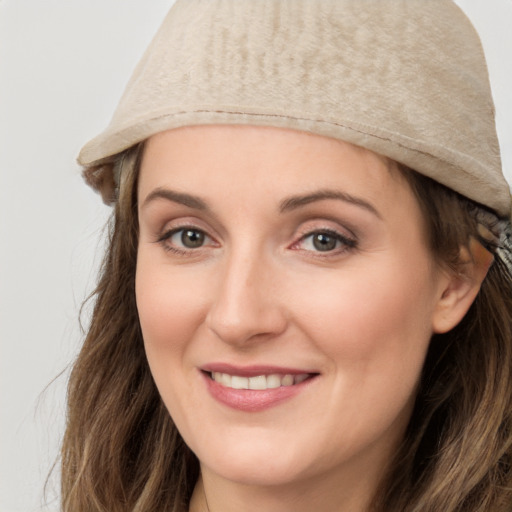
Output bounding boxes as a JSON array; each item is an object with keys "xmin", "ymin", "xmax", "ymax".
[{"xmin": 79, "ymin": 0, "xmax": 511, "ymax": 216}]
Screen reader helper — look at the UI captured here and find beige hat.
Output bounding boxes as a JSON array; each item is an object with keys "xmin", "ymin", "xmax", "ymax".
[{"xmin": 79, "ymin": 0, "xmax": 511, "ymax": 217}]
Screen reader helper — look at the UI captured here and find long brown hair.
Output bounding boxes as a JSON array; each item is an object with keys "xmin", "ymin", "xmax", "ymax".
[
  {"xmin": 372, "ymin": 169, "xmax": 512, "ymax": 511},
  {"xmin": 61, "ymin": 146, "xmax": 512, "ymax": 511}
]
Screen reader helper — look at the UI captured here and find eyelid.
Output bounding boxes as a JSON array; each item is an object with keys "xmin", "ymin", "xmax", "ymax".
[
  {"xmin": 152, "ymin": 217, "xmax": 358, "ymax": 257},
  {"xmin": 290, "ymin": 224, "xmax": 358, "ymax": 255},
  {"xmin": 298, "ymin": 230, "xmax": 356, "ymax": 247},
  {"xmin": 153, "ymin": 215, "xmax": 218, "ymax": 241},
  {"xmin": 157, "ymin": 226, "xmax": 211, "ymax": 244},
  {"xmin": 155, "ymin": 221, "xmax": 219, "ymax": 255}
]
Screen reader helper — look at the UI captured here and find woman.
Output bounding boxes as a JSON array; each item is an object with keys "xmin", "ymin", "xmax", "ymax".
[{"xmin": 62, "ymin": 1, "xmax": 512, "ymax": 511}]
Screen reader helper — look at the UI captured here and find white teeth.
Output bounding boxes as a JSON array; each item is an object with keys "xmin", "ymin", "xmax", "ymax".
[
  {"xmin": 231, "ymin": 376, "xmax": 249, "ymax": 389},
  {"xmin": 211, "ymin": 372, "xmax": 310, "ymax": 390},
  {"xmin": 248, "ymin": 375, "xmax": 267, "ymax": 390},
  {"xmin": 220, "ymin": 372, "xmax": 231, "ymax": 387},
  {"xmin": 281, "ymin": 374, "xmax": 294, "ymax": 386},
  {"xmin": 266, "ymin": 374, "xmax": 281, "ymax": 389}
]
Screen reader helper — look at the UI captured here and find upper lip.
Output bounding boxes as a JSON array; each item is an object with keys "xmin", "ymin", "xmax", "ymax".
[{"xmin": 201, "ymin": 363, "xmax": 319, "ymax": 377}]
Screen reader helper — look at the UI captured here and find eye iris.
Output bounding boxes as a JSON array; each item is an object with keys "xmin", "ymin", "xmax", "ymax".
[
  {"xmin": 312, "ymin": 233, "xmax": 337, "ymax": 251},
  {"xmin": 181, "ymin": 229, "xmax": 205, "ymax": 248}
]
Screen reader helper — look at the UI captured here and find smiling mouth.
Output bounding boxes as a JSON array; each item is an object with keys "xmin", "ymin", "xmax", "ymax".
[
  {"xmin": 207, "ymin": 371, "xmax": 314, "ymax": 390},
  {"xmin": 202, "ymin": 367, "xmax": 319, "ymax": 411}
]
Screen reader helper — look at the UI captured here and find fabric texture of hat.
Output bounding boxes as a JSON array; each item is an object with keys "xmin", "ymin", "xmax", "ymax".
[{"xmin": 78, "ymin": 0, "xmax": 511, "ymax": 217}]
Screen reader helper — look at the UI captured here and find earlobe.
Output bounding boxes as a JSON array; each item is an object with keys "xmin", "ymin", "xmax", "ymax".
[{"xmin": 432, "ymin": 240, "xmax": 494, "ymax": 334}]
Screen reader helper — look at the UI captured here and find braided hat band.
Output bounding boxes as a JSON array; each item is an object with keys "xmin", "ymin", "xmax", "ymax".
[{"xmin": 79, "ymin": 0, "xmax": 511, "ymax": 219}]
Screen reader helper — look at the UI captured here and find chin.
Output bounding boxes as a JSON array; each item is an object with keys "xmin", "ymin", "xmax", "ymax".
[
  {"xmin": 206, "ymin": 457, "xmax": 305, "ymax": 487},
  {"xmin": 190, "ymin": 433, "xmax": 312, "ymax": 486}
]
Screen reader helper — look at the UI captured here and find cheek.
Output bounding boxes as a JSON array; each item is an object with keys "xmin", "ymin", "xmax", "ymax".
[
  {"xmin": 135, "ymin": 259, "xmax": 208, "ymax": 363},
  {"xmin": 285, "ymin": 265, "xmax": 436, "ymax": 458},
  {"xmin": 135, "ymin": 258, "xmax": 213, "ymax": 434},
  {"xmin": 290, "ymin": 257, "xmax": 436, "ymax": 398}
]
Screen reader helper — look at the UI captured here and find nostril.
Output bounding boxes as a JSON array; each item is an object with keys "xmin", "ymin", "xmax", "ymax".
[{"xmin": 206, "ymin": 308, "xmax": 287, "ymax": 346}]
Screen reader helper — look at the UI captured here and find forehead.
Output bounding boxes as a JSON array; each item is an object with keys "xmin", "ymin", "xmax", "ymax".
[
  {"xmin": 138, "ymin": 125, "xmax": 409, "ymax": 206},
  {"xmin": 138, "ymin": 125, "xmax": 418, "ymax": 226}
]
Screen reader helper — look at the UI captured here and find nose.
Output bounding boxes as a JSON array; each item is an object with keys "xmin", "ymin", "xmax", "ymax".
[{"xmin": 205, "ymin": 250, "xmax": 288, "ymax": 346}]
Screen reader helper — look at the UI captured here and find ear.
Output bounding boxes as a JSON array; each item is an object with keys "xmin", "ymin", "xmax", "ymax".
[{"xmin": 432, "ymin": 239, "xmax": 494, "ymax": 334}]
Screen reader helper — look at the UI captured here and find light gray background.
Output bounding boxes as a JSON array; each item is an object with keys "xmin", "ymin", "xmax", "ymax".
[{"xmin": 1, "ymin": 2, "xmax": 511, "ymax": 511}]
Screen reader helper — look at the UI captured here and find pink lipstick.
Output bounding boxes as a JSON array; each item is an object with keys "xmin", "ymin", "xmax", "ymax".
[{"xmin": 200, "ymin": 364, "xmax": 318, "ymax": 412}]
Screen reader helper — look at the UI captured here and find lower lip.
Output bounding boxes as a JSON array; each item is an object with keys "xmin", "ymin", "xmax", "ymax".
[{"xmin": 202, "ymin": 372, "xmax": 316, "ymax": 412}]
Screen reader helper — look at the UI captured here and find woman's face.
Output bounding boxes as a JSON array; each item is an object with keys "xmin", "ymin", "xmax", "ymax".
[{"xmin": 136, "ymin": 125, "xmax": 449, "ymax": 495}]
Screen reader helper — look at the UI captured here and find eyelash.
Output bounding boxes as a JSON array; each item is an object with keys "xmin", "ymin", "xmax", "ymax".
[
  {"xmin": 156, "ymin": 226, "xmax": 215, "ymax": 256},
  {"xmin": 293, "ymin": 228, "xmax": 358, "ymax": 256},
  {"xmin": 155, "ymin": 226, "xmax": 358, "ymax": 257}
]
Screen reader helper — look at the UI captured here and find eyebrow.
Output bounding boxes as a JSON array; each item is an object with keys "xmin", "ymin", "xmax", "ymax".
[
  {"xmin": 141, "ymin": 187, "xmax": 210, "ymax": 211},
  {"xmin": 141, "ymin": 186, "xmax": 381, "ymax": 219},
  {"xmin": 279, "ymin": 189, "xmax": 381, "ymax": 219}
]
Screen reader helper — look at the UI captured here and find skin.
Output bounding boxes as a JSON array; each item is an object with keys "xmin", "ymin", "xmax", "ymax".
[{"xmin": 135, "ymin": 125, "xmax": 484, "ymax": 512}]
